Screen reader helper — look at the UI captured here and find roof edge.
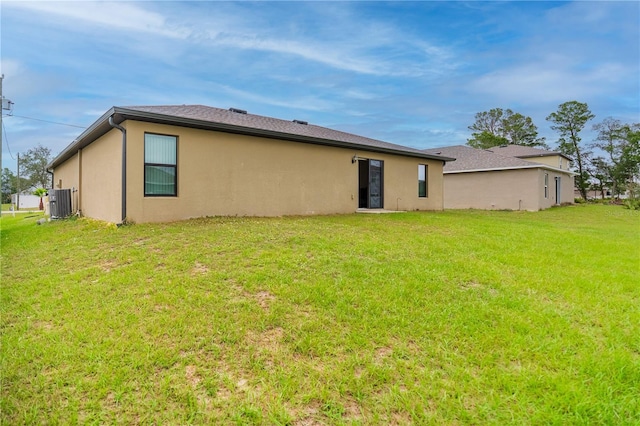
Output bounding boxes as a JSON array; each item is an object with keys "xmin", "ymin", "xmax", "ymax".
[
  {"xmin": 47, "ymin": 107, "xmax": 118, "ymax": 170},
  {"xmin": 445, "ymin": 164, "xmax": 577, "ymax": 175},
  {"xmin": 48, "ymin": 107, "xmax": 455, "ymax": 169},
  {"xmin": 516, "ymin": 152, "xmax": 573, "ymax": 161},
  {"xmin": 114, "ymin": 107, "xmax": 456, "ymax": 161}
]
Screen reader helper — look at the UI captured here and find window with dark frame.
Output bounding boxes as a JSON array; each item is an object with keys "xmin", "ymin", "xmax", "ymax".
[
  {"xmin": 544, "ymin": 173, "xmax": 549, "ymax": 199},
  {"xmin": 144, "ymin": 133, "xmax": 177, "ymax": 196},
  {"xmin": 418, "ymin": 164, "xmax": 428, "ymax": 197}
]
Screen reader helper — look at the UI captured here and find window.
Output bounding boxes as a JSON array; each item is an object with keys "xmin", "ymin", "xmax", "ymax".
[
  {"xmin": 418, "ymin": 164, "xmax": 428, "ymax": 197},
  {"xmin": 145, "ymin": 133, "xmax": 177, "ymax": 196},
  {"xmin": 544, "ymin": 173, "xmax": 549, "ymax": 198}
]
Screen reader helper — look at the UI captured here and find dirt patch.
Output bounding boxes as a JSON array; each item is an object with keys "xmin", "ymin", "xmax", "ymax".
[
  {"xmin": 133, "ymin": 238, "xmax": 149, "ymax": 246},
  {"xmin": 185, "ymin": 365, "xmax": 201, "ymax": 388},
  {"xmin": 255, "ymin": 290, "xmax": 275, "ymax": 309},
  {"xmin": 292, "ymin": 401, "xmax": 323, "ymax": 426},
  {"xmin": 191, "ymin": 262, "xmax": 209, "ymax": 276},
  {"xmin": 236, "ymin": 378, "xmax": 248, "ymax": 390},
  {"xmin": 154, "ymin": 305, "xmax": 171, "ymax": 312},
  {"xmin": 354, "ymin": 366, "xmax": 364, "ymax": 379},
  {"xmin": 390, "ymin": 410, "xmax": 413, "ymax": 425},
  {"xmin": 343, "ymin": 396, "xmax": 363, "ymax": 420},
  {"xmin": 216, "ymin": 386, "xmax": 231, "ymax": 400},
  {"xmin": 245, "ymin": 327, "xmax": 284, "ymax": 371},
  {"xmin": 100, "ymin": 260, "xmax": 116, "ymax": 272},
  {"xmin": 257, "ymin": 327, "xmax": 284, "ymax": 349},
  {"xmin": 375, "ymin": 346, "xmax": 393, "ymax": 362},
  {"xmin": 292, "ymin": 418, "xmax": 324, "ymax": 426},
  {"xmin": 460, "ymin": 280, "xmax": 483, "ymax": 290},
  {"xmin": 33, "ymin": 321, "xmax": 54, "ymax": 330}
]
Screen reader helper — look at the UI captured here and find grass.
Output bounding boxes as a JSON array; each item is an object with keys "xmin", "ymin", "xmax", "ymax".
[{"xmin": 1, "ymin": 205, "xmax": 639, "ymax": 424}]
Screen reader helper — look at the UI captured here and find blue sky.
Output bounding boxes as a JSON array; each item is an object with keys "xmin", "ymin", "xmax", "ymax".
[{"xmin": 1, "ymin": 1, "xmax": 638, "ymax": 172}]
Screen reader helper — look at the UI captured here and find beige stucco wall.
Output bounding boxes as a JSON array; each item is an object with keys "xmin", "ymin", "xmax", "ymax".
[
  {"xmin": 52, "ymin": 151, "xmax": 80, "ymax": 213},
  {"xmin": 525, "ymin": 155, "xmax": 571, "ymax": 171},
  {"xmin": 54, "ymin": 120, "xmax": 445, "ymax": 223},
  {"xmin": 124, "ymin": 121, "xmax": 444, "ymax": 223},
  {"xmin": 444, "ymin": 169, "xmax": 540, "ymax": 211},
  {"xmin": 537, "ymin": 169, "xmax": 575, "ymax": 208},
  {"xmin": 53, "ymin": 129, "xmax": 122, "ymax": 223},
  {"xmin": 80, "ymin": 129, "xmax": 122, "ymax": 223},
  {"xmin": 444, "ymin": 168, "xmax": 573, "ymax": 211}
]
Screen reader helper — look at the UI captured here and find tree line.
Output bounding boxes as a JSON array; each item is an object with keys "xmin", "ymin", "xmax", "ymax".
[
  {"xmin": 1, "ymin": 145, "xmax": 52, "ymax": 204},
  {"xmin": 467, "ymin": 101, "xmax": 640, "ymax": 201}
]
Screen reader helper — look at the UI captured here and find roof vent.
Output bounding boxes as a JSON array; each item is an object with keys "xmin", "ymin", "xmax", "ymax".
[
  {"xmin": 293, "ymin": 119, "xmax": 308, "ymax": 125},
  {"xmin": 229, "ymin": 108, "xmax": 247, "ymax": 114}
]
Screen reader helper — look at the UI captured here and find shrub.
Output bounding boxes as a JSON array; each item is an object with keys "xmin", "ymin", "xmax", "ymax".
[{"xmin": 623, "ymin": 199, "xmax": 640, "ymax": 210}]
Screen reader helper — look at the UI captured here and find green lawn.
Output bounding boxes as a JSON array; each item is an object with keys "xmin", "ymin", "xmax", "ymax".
[{"xmin": 1, "ymin": 206, "xmax": 639, "ymax": 424}]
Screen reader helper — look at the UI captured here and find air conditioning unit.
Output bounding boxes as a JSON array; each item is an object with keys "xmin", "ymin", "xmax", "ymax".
[{"xmin": 49, "ymin": 189, "xmax": 72, "ymax": 219}]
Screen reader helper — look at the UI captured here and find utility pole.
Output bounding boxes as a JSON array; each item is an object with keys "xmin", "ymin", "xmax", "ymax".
[
  {"xmin": 1, "ymin": 74, "xmax": 15, "ymax": 215},
  {"xmin": 16, "ymin": 153, "xmax": 20, "ymax": 211},
  {"xmin": 1, "ymin": 74, "xmax": 3, "ymax": 216}
]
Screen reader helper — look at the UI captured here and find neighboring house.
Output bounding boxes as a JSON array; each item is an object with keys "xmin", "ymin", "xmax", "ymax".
[
  {"xmin": 580, "ymin": 188, "xmax": 612, "ymax": 200},
  {"xmin": 578, "ymin": 187, "xmax": 632, "ymax": 200},
  {"xmin": 422, "ymin": 145, "xmax": 575, "ymax": 211},
  {"xmin": 47, "ymin": 105, "xmax": 454, "ymax": 224},
  {"xmin": 10, "ymin": 193, "xmax": 40, "ymax": 210}
]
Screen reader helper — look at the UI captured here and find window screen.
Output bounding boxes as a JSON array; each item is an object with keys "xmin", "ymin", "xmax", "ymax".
[{"xmin": 145, "ymin": 133, "xmax": 177, "ymax": 196}]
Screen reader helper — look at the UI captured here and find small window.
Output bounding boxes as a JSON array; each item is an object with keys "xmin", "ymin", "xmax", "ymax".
[
  {"xmin": 145, "ymin": 133, "xmax": 177, "ymax": 196},
  {"xmin": 544, "ymin": 173, "xmax": 549, "ymax": 198},
  {"xmin": 418, "ymin": 164, "xmax": 428, "ymax": 198}
]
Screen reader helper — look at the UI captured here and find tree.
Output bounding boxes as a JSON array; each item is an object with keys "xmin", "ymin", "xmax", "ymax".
[
  {"xmin": 20, "ymin": 144, "xmax": 53, "ymax": 190},
  {"xmin": 467, "ymin": 130, "xmax": 508, "ymax": 150},
  {"xmin": 588, "ymin": 157, "xmax": 611, "ymax": 199},
  {"xmin": 1, "ymin": 168, "xmax": 17, "ymax": 204},
  {"xmin": 619, "ymin": 124, "xmax": 640, "ymax": 199},
  {"xmin": 546, "ymin": 101, "xmax": 595, "ymax": 200},
  {"xmin": 589, "ymin": 118, "xmax": 640, "ymax": 199},
  {"xmin": 468, "ymin": 108, "xmax": 546, "ymax": 149},
  {"xmin": 503, "ymin": 112, "xmax": 548, "ymax": 148},
  {"xmin": 33, "ymin": 187, "xmax": 47, "ymax": 211}
]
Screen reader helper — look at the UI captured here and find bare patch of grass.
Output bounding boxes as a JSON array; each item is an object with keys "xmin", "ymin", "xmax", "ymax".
[{"xmin": 254, "ymin": 290, "xmax": 276, "ymax": 310}]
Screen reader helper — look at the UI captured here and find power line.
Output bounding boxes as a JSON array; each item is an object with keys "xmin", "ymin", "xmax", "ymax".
[
  {"xmin": 2, "ymin": 114, "xmax": 85, "ymax": 129},
  {"xmin": 2, "ymin": 120, "xmax": 15, "ymax": 160}
]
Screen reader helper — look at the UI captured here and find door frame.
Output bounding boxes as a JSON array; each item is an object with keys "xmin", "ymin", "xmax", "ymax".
[{"xmin": 358, "ymin": 158, "xmax": 384, "ymax": 209}]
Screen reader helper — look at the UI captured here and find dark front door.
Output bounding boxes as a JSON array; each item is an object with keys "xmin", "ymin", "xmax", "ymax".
[{"xmin": 358, "ymin": 159, "xmax": 384, "ymax": 209}]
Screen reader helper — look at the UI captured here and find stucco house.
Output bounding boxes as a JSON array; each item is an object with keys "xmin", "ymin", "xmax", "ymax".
[
  {"xmin": 422, "ymin": 145, "xmax": 574, "ymax": 211},
  {"xmin": 47, "ymin": 105, "xmax": 454, "ymax": 224}
]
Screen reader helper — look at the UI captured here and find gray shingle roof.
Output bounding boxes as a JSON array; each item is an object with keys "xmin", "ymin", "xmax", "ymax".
[
  {"xmin": 423, "ymin": 145, "xmax": 539, "ymax": 173},
  {"xmin": 48, "ymin": 104, "xmax": 454, "ymax": 169},
  {"xmin": 122, "ymin": 105, "xmax": 449, "ymax": 158}
]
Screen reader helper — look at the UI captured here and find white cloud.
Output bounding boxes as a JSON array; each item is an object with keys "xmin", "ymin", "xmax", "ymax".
[
  {"xmin": 4, "ymin": 1, "xmax": 189, "ymax": 38},
  {"xmin": 202, "ymin": 28, "xmax": 454, "ymax": 78},
  {"xmin": 468, "ymin": 44, "xmax": 636, "ymax": 105},
  {"xmin": 216, "ymin": 84, "xmax": 337, "ymax": 113},
  {"xmin": 5, "ymin": 1, "xmax": 457, "ymax": 78}
]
